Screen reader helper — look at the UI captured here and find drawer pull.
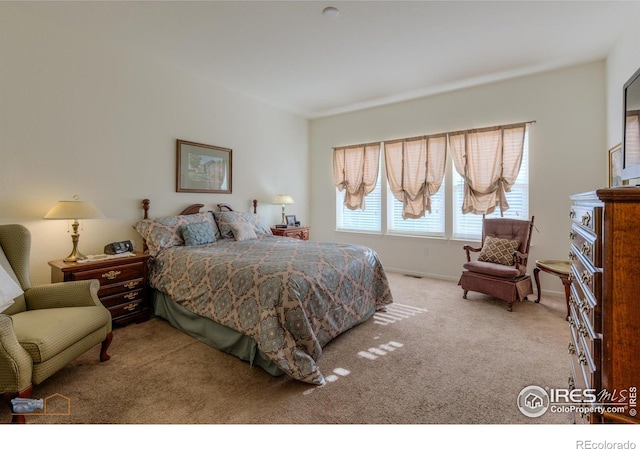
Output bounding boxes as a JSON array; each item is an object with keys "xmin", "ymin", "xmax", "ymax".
[
  {"xmin": 569, "ymin": 231, "xmax": 576, "ymax": 240},
  {"xmin": 569, "ymin": 209, "xmax": 576, "ymax": 219},
  {"xmin": 581, "ymin": 212, "xmax": 591, "ymax": 227},
  {"xmin": 102, "ymin": 270, "xmax": 121, "ymax": 280},
  {"xmin": 123, "ymin": 303, "xmax": 138, "ymax": 312},
  {"xmin": 578, "ymin": 323, "xmax": 588, "ymax": 338},
  {"xmin": 568, "ymin": 342, "xmax": 576, "ymax": 355},
  {"xmin": 580, "ymin": 302, "xmax": 592, "ymax": 314},
  {"xmin": 124, "ymin": 292, "xmax": 139, "ymax": 300},
  {"xmin": 580, "ymin": 242, "xmax": 591, "ymax": 256},
  {"xmin": 581, "ymin": 271, "xmax": 592, "ymax": 285},
  {"xmin": 124, "ymin": 280, "xmax": 139, "ymax": 289},
  {"xmin": 568, "ymin": 375, "xmax": 575, "ymax": 390},
  {"xmin": 568, "ymin": 251, "xmax": 576, "ymax": 260},
  {"xmin": 578, "ymin": 351, "xmax": 587, "ymax": 366}
]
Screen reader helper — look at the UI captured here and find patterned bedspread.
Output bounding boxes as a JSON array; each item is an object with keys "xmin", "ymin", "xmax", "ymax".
[{"xmin": 149, "ymin": 236, "xmax": 393, "ymax": 384}]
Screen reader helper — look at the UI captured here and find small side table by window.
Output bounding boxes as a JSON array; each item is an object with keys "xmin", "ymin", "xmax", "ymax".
[
  {"xmin": 271, "ymin": 226, "xmax": 310, "ymax": 241},
  {"xmin": 533, "ymin": 259, "xmax": 572, "ymax": 320}
]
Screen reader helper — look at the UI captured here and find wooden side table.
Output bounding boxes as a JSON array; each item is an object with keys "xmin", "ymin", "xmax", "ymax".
[
  {"xmin": 270, "ymin": 226, "xmax": 310, "ymax": 240},
  {"xmin": 49, "ymin": 252, "xmax": 150, "ymax": 325},
  {"xmin": 533, "ymin": 259, "xmax": 572, "ymax": 320}
]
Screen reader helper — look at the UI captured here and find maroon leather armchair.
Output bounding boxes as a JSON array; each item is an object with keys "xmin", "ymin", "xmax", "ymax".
[{"xmin": 459, "ymin": 216, "xmax": 535, "ymax": 311}]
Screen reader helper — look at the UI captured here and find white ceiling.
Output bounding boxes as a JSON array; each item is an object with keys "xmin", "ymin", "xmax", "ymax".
[{"xmin": 17, "ymin": 0, "xmax": 640, "ymax": 118}]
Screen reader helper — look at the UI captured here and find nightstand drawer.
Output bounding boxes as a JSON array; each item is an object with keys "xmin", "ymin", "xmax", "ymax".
[
  {"xmin": 105, "ymin": 295, "xmax": 146, "ymax": 319},
  {"xmin": 101, "ymin": 289, "xmax": 144, "ymax": 309},
  {"xmin": 71, "ymin": 261, "xmax": 145, "ymax": 287}
]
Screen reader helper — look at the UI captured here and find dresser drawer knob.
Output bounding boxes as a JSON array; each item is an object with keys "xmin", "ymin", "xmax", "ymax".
[
  {"xmin": 102, "ymin": 270, "xmax": 121, "ymax": 280},
  {"xmin": 568, "ymin": 375, "xmax": 575, "ymax": 390},
  {"xmin": 569, "ymin": 209, "xmax": 576, "ymax": 219},
  {"xmin": 568, "ymin": 251, "xmax": 576, "ymax": 260},
  {"xmin": 568, "ymin": 342, "xmax": 576, "ymax": 355},
  {"xmin": 124, "ymin": 280, "xmax": 139, "ymax": 289},
  {"xmin": 578, "ymin": 323, "xmax": 588, "ymax": 338},
  {"xmin": 581, "ymin": 212, "xmax": 591, "ymax": 226},
  {"xmin": 124, "ymin": 292, "xmax": 139, "ymax": 300},
  {"xmin": 578, "ymin": 351, "xmax": 587, "ymax": 366},
  {"xmin": 569, "ymin": 231, "xmax": 576, "ymax": 240},
  {"xmin": 123, "ymin": 303, "xmax": 138, "ymax": 312},
  {"xmin": 580, "ymin": 242, "xmax": 591, "ymax": 256},
  {"xmin": 581, "ymin": 271, "xmax": 592, "ymax": 285}
]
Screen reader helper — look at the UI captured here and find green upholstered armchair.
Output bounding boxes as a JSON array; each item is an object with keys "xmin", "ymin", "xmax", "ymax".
[{"xmin": 0, "ymin": 224, "xmax": 112, "ymax": 423}]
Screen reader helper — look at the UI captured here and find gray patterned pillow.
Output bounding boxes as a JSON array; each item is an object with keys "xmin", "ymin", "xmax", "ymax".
[
  {"xmin": 228, "ymin": 220, "xmax": 257, "ymax": 241},
  {"xmin": 181, "ymin": 221, "xmax": 216, "ymax": 246},
  {"xmin": 214, "ymin": 211, "xmax": 272, "ymax": 239},
  {"xmin": 477, "ymin": 236, "xmax": 520, "ymax": 266},
  {"xmin": 133, "ymin": 212, "xmax": 219, "ymax": 256}
]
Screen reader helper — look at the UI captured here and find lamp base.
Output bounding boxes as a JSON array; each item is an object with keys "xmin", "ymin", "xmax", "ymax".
[{"xmin": 64, "ymin": 221, "xmax": 87, "ymax": 262}]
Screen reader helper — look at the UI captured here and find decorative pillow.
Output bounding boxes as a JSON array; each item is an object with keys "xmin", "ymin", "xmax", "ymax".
[
  {"xmin": 214, "ymin": 211, "xmax": 272, "ymax": 239},
  {"xmin": 477, "ymin": 236, "xmax": 520, "ymax": 266},
  {"xmin": 0, "ymin": 264, "xmax": 23, "ymax": 313},
  {"xmin": 133, "ymin": 212, "xmax": 219, "ymax": 256},
  {"xmin": 228, "ymin": 220, "xmax": 258, "ymax": 241},
  {"xmin": 181, "ymin": 221, "xmax": 216, "ymax": 246}
]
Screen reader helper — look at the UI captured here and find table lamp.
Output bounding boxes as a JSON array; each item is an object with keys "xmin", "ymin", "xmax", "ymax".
[
  {"xmin": 44, "ymin": 196, "xmax": 105, "ymax": 262},
  {"xmin": 273, "ymin": 194, "xmax": 294, "ymax": 225}
]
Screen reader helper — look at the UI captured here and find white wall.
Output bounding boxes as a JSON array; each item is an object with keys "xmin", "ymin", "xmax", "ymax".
[
  {"xmin": 0, "ymin": 6, "xmax": 309, "ymax": 285},
  {"xmin": 310, "ymin": 62, "xmax": 606, "ymax": 292}
]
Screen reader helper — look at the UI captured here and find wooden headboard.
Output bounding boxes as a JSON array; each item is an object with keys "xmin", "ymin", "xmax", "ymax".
[{"xmin": 142, "ymin": 198, "xmax": 257, "ymax": 219}]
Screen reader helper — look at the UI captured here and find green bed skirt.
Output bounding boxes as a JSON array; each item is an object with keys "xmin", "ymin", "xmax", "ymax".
[{"xmin": 152, "ymin": 290, "xmax": 284, "ymax": 377}]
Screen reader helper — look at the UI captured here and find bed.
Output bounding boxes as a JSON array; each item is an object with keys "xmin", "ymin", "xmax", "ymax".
[{"xmin": 134, "ymin": 199, "xmax": 393, "ymax": 385}]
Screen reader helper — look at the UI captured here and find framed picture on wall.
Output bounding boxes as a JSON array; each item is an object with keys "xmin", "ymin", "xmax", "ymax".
[
  {"xmin": 176, "ymin": 139, "xmax": 232, "ymax": 193},
  {"xmin": 609, "ymin": 143, "xmax": 623, "ymax": 187}
]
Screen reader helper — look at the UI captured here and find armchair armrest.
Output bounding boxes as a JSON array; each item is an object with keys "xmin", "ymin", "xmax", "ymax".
[
  {"xmin": 513, "ymin": 251, "xmax": 528, "ymax": 269},
  {"xmin": 24, "ymin": 280, "xmax": 102, "ymax": 311},
  {"xmin": 463, "ymin": 245, "xmax": 482, "ymax": 262},
  {"xmin": 0, "ymin": 314, "xmax": 33, "ymax": 394}
]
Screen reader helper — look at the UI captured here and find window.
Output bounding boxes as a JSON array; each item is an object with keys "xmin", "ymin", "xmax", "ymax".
[
  {"xmin": 452, "ymin": 128, "xmax": 529, "ymax": 240},
  {"xmin": 387, "ymin": 182, "xmax": 445, "ymax": 237},
  {"xmin": 334, "ymin": 123, "xmax": 530, "ymax": 240},
  {"xmin": 336, "ymin": 171, "xmax": 381, "ymax": 233}
]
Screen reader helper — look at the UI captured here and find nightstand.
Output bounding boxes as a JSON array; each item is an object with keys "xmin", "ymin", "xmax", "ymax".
[
  {"xmin": 49, "ymin": 252, "xmax": 150, "ymax": 325},
  {"xmin": 271, "ymin": 226, "xmax": 310, "ymax": 240}
]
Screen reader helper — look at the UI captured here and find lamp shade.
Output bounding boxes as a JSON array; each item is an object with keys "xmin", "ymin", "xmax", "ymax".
[
  {"xmin": 44, "ymin": 200, "xmax": 105, "ymax": 220},
  {"xmin": 273, "ymin": 194, "xmax": 295, "ymax": 205}
]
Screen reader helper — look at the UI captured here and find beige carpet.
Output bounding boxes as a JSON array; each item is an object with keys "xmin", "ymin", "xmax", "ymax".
[{"xmin": 1, "ymin": 272, "xmax": 574, "ymax": 424}]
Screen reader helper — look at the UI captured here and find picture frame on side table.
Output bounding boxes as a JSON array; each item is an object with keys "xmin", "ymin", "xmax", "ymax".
[
  {"xmin": 286, "ymin": 215, "xmax": 297, "ymax": 226},
  {"xmin": 177, "ymin": 139, "xmax": 232, "ymax": 193}
]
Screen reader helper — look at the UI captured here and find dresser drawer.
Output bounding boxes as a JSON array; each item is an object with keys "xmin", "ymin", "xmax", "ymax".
[
  {"xmin": 569, "ymin": 223, "xmax": 601, "ymax": 268},
  {"xmin": 569, "ymin": 205, "xmax": 602, "ymax": 235},
  {"xmin": 71, "ymin": 262, "xmax": 145, "ymax": 288},
  {"xmin": 569, "ymin": 253, "xmax": 601, "ymax": 307}
]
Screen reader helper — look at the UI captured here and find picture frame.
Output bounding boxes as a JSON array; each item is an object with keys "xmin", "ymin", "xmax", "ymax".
[
  {"xmin": 286, "ymin": 215, "xmax": 297, "ymax": 226},
  {"xmin": 609, "ymin": 143, "xmax": 624, "ymax": 187},
  {"xmin": 176, "ymin": 139, "xmax": 232, "ymax": 194}
]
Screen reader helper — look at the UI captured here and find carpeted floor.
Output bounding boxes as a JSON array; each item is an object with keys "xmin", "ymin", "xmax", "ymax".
[{"xmin": 1, "ymin": 272, "xmax": 574, "ymax": 425}]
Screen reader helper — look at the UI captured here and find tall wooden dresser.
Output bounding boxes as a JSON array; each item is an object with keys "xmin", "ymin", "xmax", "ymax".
[{"xmin": 569, "ymin": 189, "xmax": 639, "ymax": 424}]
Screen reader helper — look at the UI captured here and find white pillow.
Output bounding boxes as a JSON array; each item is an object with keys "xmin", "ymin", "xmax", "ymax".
[{"xmin": 0, "ymin": 264, "xmax": 23, "ymax": 313}]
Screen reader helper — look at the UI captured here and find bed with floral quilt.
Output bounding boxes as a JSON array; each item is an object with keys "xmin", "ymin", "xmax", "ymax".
[{"xmin": 134, "ymin": 200, "xmax": 393, "ymax": 385}]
